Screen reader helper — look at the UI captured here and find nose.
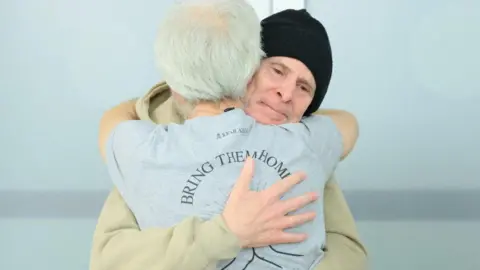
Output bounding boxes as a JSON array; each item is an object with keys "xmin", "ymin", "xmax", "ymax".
[{"xmin": 275, "ymin": 83, "xmax": 295, "ymax": 103}]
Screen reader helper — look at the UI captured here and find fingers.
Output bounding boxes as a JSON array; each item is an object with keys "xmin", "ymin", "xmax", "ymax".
[
  {"xmin": 248, "ymin": 230, "xmax": 308, "ymax": 248},
  {"xmin": 268, "ymin": 211, "xmax": 317, "ymax": 230},
  {"xmin": 266, "ymin": 231, "xmax": 309, "ymax": 246},
  {"xmin": 265, "ymin": 171, "xmax": 307, "ymax": 198},
  {"xmin": 231, "ymin": 157, "xmax": 254, "ymax": 194},
  {"xmin": 278, "ymin": 192, "xmax": 318, "ymax": 214}
]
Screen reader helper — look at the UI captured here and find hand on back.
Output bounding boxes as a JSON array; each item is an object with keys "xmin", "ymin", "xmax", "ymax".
[{"xmin": 222, "ymin": 157, "xmax": 318, "ymax": 248}]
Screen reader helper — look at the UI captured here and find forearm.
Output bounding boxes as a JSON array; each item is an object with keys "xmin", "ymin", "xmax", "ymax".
[
  {"xmin": 103, "ymin": 99, "xmax": 139, "ymax": 121},
  {"xmin": 315, "ymin": 177, "xmax": 367, "ymax": 270},
  {"xmin": 313, "ymin": 109, "xmax": 359, "ymax": 159},
  {"xmin": 314, "ymin": 109, "xmax": 345, "ymax": 116},
  {"xmin": 90, "ymin": 189, "xmax": 241, "ymax": 270}
]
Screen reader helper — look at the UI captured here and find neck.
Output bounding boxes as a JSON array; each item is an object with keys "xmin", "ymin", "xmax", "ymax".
[{"xmin": 189, "ymin": 99, "xmax": 244, "ymax": 118}]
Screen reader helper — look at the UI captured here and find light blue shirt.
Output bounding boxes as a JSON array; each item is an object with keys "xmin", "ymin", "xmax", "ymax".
[{"xmin": 106, "ymin": 109, "xmax": 343, "ymax": 270}]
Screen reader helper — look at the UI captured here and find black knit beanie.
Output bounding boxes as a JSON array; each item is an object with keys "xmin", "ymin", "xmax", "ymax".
[{"xmin": 261, "ymin": 9, "xmax": 333, "ymax": 116}]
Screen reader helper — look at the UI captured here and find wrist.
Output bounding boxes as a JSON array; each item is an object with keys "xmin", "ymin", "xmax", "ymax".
[
  {"xmin": 220, "ymin": 213, "xmax": 252, "ymax": 248},
  {"xmin": 198, "ymin": 215, "xmax": 242, "ymax": 260}
]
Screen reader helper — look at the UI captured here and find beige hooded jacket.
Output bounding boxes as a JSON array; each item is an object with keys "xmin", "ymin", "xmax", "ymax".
[{"xmin": 89, "ymin": 82, "xmax": 367, "ymax": 270}]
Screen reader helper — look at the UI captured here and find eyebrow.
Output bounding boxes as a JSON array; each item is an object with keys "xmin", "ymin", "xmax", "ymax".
[{"xmin": 272, "ymin": 62, "xmax": 315, "ymax": 91}]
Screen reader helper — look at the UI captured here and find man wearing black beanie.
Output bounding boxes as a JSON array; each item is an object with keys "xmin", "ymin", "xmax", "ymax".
[
  {"xmin": 245, "ymin": 9, "xmax": 337, "ymax": 126},
  {"xmin": 243, "ymin": 12, "xmax": 365, "ymax": 270}
]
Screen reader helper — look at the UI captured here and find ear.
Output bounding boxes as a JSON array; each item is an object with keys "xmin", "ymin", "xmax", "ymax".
[{"xmin": 170, "ymin": 90, "xmax": 186, "ymax": 104}]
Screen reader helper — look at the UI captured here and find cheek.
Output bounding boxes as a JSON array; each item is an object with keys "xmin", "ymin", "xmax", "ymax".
[
  {"xmin": 253, "ymin": 74, "xmax": 277, "ymax": 92},
  {"xmin": 292, "ymin": 95, "xmax": 313, "ymax": 118},
  {"xmin": 301, "ymin": 94, "xmax": 314, "ymax": 110},
  {"xmin": 246, "ymin": 84, "xmax": 265, "ymax": 103}
]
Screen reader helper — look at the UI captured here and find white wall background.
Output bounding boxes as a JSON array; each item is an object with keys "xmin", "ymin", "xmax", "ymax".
[
  {"xmin": 309, "ymin": 0, "xmax": 480, "ymax": 190},
  {"xmin": 1, "ymin": 0, "xmax": 479, "ymax": 269}
]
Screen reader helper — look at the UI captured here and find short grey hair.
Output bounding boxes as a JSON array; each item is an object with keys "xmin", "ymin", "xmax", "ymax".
[{"xmin": 154, "ymin": 0, "xmax": 264, "ymax": 102}]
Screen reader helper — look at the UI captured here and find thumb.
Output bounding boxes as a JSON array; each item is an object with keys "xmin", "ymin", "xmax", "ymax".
[{"xmin": 231, "ymin": 157, "xmax": 254, "ymax": 195}]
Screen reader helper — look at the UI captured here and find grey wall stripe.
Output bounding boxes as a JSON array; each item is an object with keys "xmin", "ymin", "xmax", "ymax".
[{"xmin": 0, "ymin": 190, "xmax": 479, "ymax": 220}]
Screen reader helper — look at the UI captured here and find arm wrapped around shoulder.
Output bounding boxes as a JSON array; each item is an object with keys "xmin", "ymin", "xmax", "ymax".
[{"xmin": 311, "ymin": 109, "xmax": 359, "ymax": 160}]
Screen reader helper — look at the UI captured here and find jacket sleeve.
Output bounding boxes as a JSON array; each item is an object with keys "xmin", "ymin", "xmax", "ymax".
[
  {"xmin": 314, "ymin": 178, "xmax": 368, "ymax": 270},
  {"xmin": 89, "ymin": 189, "xmax": 241, "ymax": 270}
]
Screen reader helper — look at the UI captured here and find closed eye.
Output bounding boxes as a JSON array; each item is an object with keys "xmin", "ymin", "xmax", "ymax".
[
  {"xmin": 273, "ymin": 68, "xmax": 283, "ymax": 76},
  {"xmin": 300, "ymin": 85, "xmax": 311, "ymax": 93}
]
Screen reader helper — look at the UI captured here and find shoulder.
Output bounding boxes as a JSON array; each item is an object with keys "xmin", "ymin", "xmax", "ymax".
[
  {"xmin": 112, "ymin": 120, "xmax": 166, "ymax": 141},
  {"xmin": 108, "ymin": 120, "xmax": 171, "ymax": 156}
]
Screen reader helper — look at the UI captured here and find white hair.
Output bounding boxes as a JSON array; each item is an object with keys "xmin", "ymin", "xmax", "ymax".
[{"xmin": 154, "ymin": 0, "xmax": 264, "ymax": 103}]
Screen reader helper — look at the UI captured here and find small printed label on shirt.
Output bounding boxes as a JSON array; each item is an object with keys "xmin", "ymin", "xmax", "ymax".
[{"xmin": 216, "ymin": 127, "xmax": 251, "ymax": 139}]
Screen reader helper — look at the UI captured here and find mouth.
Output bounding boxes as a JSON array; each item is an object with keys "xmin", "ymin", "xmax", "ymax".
[{"xmin": 259, "ymin": 101, "xmax": 287, "ymax": 122}]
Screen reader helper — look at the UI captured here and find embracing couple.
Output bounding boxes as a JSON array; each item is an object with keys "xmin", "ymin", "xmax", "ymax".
[{"xmin": 91, "ymin": 0, "xmax": 367, "ymax": 270}]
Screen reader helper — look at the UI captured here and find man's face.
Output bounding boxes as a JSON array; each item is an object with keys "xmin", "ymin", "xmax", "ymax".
[{"xmin": 244, "ymin": 57, "xmax": 316, "ymax": 125}]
